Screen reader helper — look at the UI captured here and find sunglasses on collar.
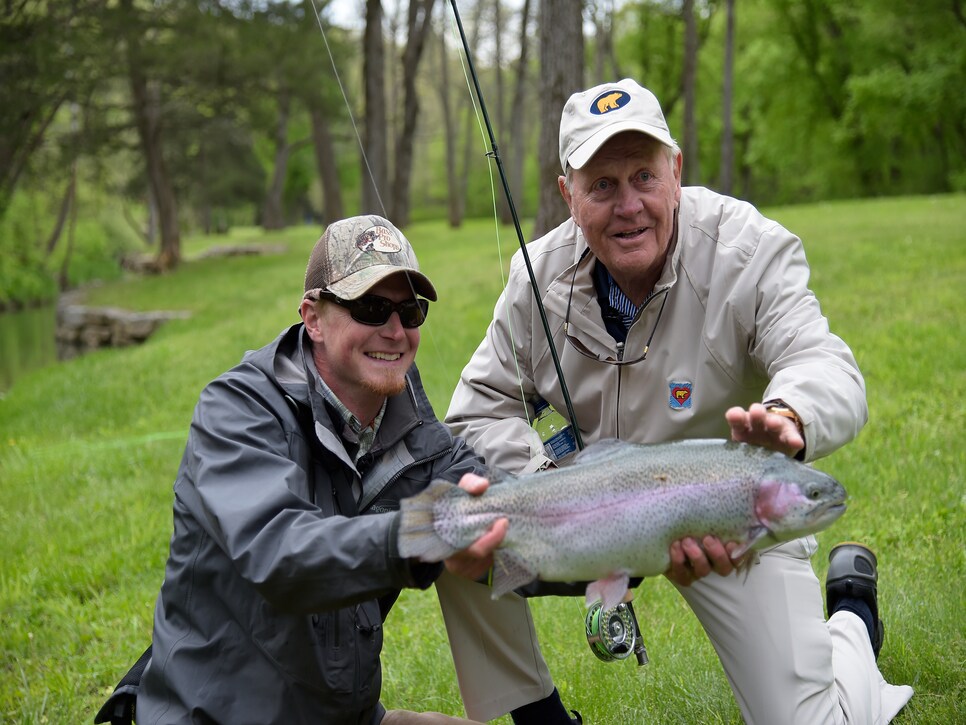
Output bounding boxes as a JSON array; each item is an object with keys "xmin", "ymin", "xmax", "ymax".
[{"xmin": 309, "ymin": 289, "xmax": 430, "ymax": 328}]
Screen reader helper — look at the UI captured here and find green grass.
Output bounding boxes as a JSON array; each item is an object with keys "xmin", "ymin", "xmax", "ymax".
[{"xmin": 1, "ymin": 195, "xmax": 964, "ymax": 723}]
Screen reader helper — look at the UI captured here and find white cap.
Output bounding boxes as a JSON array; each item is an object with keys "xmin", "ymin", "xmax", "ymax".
[{"xmin": 559, "ymin": 79, "xmax": 674, "ymax": 172}]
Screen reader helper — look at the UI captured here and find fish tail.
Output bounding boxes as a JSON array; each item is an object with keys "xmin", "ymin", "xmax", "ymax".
[{"xmin": 397, "ymin": 480, "xmax": 461, "ymax": 562}]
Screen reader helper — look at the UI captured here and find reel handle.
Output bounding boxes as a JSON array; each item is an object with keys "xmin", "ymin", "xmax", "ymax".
[{"xmin": 625, "ymin": 600, "xmax": 649, "ymax": 666}]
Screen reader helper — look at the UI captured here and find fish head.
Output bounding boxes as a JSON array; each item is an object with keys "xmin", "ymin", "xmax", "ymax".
[{"xmin": 754, "ymin": 460, "xmax": 848, "ymax": 541}]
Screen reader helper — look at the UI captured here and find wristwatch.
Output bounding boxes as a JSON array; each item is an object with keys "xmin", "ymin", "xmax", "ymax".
[{"xmin": 763, "ymin": 400, "xmax": 804, "ymax": 437}]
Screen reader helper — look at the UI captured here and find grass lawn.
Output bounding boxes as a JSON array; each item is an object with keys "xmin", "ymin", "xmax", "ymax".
[{"xmin": 0, "ymin": 194, "xmax": 963, "ymax": 723}]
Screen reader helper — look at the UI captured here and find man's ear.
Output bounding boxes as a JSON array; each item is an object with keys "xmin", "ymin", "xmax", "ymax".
[
  {"xmin": 300, "ymin": 299, "xmax": 325, "ymax": 343},
  {"xmin": 558, "ymin": 175, "xmax": 573, "ymax": 213}
]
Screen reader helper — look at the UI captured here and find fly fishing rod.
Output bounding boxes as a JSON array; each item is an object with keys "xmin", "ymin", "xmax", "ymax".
[
  {"xmin": 446, "ymin": 0, "xmax": 582, "ymax": 450},
  {"xmin": 446, "ymin": 0, "xmax": 648, "ymax": 668}
]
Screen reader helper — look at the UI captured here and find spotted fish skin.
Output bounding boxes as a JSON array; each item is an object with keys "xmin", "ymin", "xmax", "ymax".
[{"xmin": 397, "ymin": 439, "xmax": 847, "ymax": 608}]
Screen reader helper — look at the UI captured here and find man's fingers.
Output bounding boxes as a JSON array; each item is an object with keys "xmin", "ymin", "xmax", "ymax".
[
  {"xmin": 470, "ymin": 517, "xmax": 508, "ymax": 555},
  {"xmin": 457, "ymin": 472, "xmax": 490, "ymax": 496},
  {"xmin": 681, "ymin": 537, "xmax": 712, "ymax": 578},
  {"xmin": 702, "ymin": 535, "xmax": 735, "ymax": 576}
]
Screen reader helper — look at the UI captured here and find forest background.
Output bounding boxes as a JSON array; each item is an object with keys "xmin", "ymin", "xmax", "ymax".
[
  {"xmin": 1, "ymin": 1, "xmax": 964, "ymax": 722},
  {"xmin": 2, "ymin": 0, "xmax": 964, "ymax": 308}
]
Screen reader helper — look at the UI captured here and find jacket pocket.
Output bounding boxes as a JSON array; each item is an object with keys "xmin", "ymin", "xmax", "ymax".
[
  {"xmin": 249, "ymin": 599, "xmax": 382, "ymax": 702},
  {"xmin": 311, "ymin": 599, "xmax": 383, "ymax": 697}
]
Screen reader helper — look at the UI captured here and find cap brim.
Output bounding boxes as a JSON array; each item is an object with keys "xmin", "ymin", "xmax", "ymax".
[
  {"xmin": 327, "ymin": 266, "xmax": 438, "ymax": 302},
  {"xmin": 567, "ymin": 121, "xmax": 674, "ymax": 170}
]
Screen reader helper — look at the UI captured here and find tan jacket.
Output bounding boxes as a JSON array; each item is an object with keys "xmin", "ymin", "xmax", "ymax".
[{"xmin": 446, "ymin": 186, "xmax": 867, "ymax": 473}]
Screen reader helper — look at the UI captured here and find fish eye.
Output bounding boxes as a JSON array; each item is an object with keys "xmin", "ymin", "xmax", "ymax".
[{"xmin": 808, "ymin": 487, "xmax": 821, "ymax": 499}]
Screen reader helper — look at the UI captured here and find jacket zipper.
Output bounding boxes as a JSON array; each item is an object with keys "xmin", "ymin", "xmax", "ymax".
[
  {"xmin": 360, "ymin": 446, "xmax": 450, "ymax": 513},
  {"xmin": 616, "ymin": 342, "xmax": 624, "ymax": 437},
  {"xmin": 614, "ymin": 288, "xmax": 666, "ymax": 439}
]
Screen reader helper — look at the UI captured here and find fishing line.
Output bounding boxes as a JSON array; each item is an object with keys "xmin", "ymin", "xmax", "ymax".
[
  {"xmin": 446, "ymin": 0, "xmax": 583, "ymax": 447},
  {"xmin": 310, "ymin": 0, "xmax": 647, "ymax": 671},
  {"xmin": 308, "ymin": 0, "xmax": 452, "ymax": 383},
  {"xmin": 444, "ymin": 8, "xmax": 533, "ymax": 424},
  {"xmin": 308, "ymin": 0, "xmax": 388, "ymax": 218},
  {"xmin": 309, "ymin": 0, "xmax": 532, "ymax": 422},
  {"xmin": 11, "ymin": 430, "xmax": 188, "ymax": 460}
]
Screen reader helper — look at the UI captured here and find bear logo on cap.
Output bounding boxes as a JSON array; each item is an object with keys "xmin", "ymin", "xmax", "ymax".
[{"xmin": 592, "ymin": 90, "xmax": 630, "ymax": 115}]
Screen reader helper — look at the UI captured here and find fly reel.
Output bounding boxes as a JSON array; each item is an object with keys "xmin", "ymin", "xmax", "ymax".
[{"xmin": 585, "ymin": 601, "xmax": 637, "ymax": 663}]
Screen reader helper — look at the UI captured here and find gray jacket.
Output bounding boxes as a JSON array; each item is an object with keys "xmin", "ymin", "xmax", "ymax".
[{"xmin": 137, "ymin": 323, "xmax": 483, "ymax": 724}]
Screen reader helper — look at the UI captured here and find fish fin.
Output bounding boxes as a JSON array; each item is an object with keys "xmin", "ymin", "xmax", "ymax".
[
  {"xmin": 572, "ymin": 438, "xmax": 634, "ymax": 464},
  {"xmin": 397, "ymin": 480, "xmax": 462, "ymax": 562},
  {"xmin": 736, "ymin": 552, "xmax": 761, "ymax": 582},
  {"xmin": 490, "ymin": 550, "xmax": 538, "ymax": 598},
  {"xmin": 585, "ymin": 572, "xmax": 630, "ymax": 610},
  {"xmin": 729, "ymin": 525, "xmax": 770, "ymax": 560}
]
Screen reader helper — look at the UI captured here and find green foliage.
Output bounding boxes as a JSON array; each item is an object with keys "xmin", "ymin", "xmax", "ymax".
[
  {"xmin": 6, "ymin": 0, "xmax": 960, "ymax": 298},
  {"xmin": 0, "ymin": 196, "xmax": 963, "ymax": 722},
  {"xmin": 620, "ymin": 0, "xmax": 965, "ymax": 203},
  {"xmin": 0, "ymin": 185, "xmax": 145, "ymax": 309}
]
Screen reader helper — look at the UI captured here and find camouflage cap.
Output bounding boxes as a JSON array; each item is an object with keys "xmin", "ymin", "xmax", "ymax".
[
  {"xmin": 558, "ymin": 78, "xmax": 675, "ymax": 172},
  {"xmin": 303, "ymin": 215, "xmax": 437, "ymax": 301}
]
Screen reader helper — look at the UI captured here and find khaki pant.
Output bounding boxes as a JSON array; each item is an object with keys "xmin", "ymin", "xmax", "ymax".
[
  {"xmin": 436, "ymin": 537, "xmax": 914, "ymax": 724},
  {"xmin": 435, "ymin": 573, "xmax": 555, "ymax": 721}
]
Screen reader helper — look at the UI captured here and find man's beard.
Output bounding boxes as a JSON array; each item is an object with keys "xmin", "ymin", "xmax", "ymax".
[{"xmin": 362, "ymin": 370, "xmax": 407, "ymax": 398}]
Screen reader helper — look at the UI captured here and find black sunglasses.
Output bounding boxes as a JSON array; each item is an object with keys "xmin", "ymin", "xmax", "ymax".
[{"xmin": 313, "ymin": 290, "xmax": 429, "ymax": 328}]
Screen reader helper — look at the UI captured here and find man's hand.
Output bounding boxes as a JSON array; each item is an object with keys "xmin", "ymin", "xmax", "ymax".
[
  {"xmin": 725, "ymin": 402, "xmax": 804, "ymax": 458},
  {"xmin": 443, "ymin": 473, "xmax": 508, "ymax": 581},
  {"xmin": 665, "ymin": 536, "xmax": 746, "ymax": 587}
]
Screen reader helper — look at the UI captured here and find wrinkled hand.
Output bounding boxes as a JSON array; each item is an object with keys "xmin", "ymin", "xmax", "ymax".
[
  {"xmin": 725, "ymin": 403, "xmax": 804, "ymax": 458},
  {"xmin": 443, "ymin": 473, "xmax": 508, "ymax": 581},
  {"xmin": 665, "ymin": 536, "xmax": 747, "ymax": 587}
]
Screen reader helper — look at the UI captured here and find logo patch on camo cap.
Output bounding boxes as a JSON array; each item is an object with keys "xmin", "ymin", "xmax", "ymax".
[{"xmin": 357, "ymin": 225, "xmax": 402, "ymax": 254}]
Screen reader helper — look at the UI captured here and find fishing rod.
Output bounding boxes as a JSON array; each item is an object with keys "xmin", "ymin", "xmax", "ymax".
[
  {"xmin": 446, "ymin": 0, "xmax": 583, "ymax": 451},
  {"xmin": 446, "ymin": 0, "xmax": 648, "ymax": 669}
]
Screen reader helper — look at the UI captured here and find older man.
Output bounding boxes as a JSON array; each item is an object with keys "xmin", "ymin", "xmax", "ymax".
[{"xmin": 439, "ymin": 80, "xmax": 914, "ymax": 724}]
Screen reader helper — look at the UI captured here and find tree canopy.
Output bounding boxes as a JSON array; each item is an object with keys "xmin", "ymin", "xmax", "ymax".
[{"xmin": 1, "ymin": 0, "xmax": 962, "ymax": 297}]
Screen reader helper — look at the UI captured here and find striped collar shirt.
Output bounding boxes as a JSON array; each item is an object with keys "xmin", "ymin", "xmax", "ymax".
[
  {"xmin": 605, "ymin": 268, "xmax": 639, "ymax": 330},
  {"xmin": 314, "ymin": 374, "xmax": 386, "ymax": 464}
]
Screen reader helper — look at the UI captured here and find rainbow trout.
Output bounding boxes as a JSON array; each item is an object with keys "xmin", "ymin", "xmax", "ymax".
[{"xmin": 398, "ymin": 439, "xmax": 846, "ymax": 608}]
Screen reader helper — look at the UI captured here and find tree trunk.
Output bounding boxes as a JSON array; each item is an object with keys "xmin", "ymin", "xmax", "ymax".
[
  {"xmin": 390, "ymin": 0, "xmax": 436, "ymax": 227},
  {"xmin": 1, "ymin": 96, "xmax": 64, "ymax": 221},
  {"xmin": 147, "ymin": 188, "xmax": 158, "ymax": 246},
  {"xmin": 458, "ymin": 0, "xmax": 486, "ymax": 224},
  {"xmin": 492, "ymin": 0, "xmax": 513, "ymax": 225},
  {"xmin": 362, "ymin": 0, "xmax": 388, "ymax": 215},
  {"xmin": 262, "ymin": 90, "xmax": 292, "ymax": 230},
  {"xmin": 719, "ymin": 0, "xmax": 735, "ymax": 196},
  {"xmin": 682, "ymin": 0, "xmax": 700, "ymax": 186},
  {"xmin": 45, "ymin": 165, "xmax": 76, "ymax": 257},
  {"xmin": 436, "ymin": 20, "xmax": 462, "ymax": 228},
  {"xmin": 507, "ymin": 0, "xmax": 534, "ymax": 222},
  {"xmin": 309, "ymin": 103, "xmax": 345, "ymax": 224},
  {"xmin": 122, "ymin": 0, "xmax": 180, "ymax": 270},
  {"xmin": 591, "ymin": 0, "xmax": 621, "ymax": 83},
  {"xmin": 534, "ymin": 0, "xmax": 582, "ymax": 239},
  {"xmin": 58, "ymin": 161, "xmax": 79, "ymax": 290}
]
